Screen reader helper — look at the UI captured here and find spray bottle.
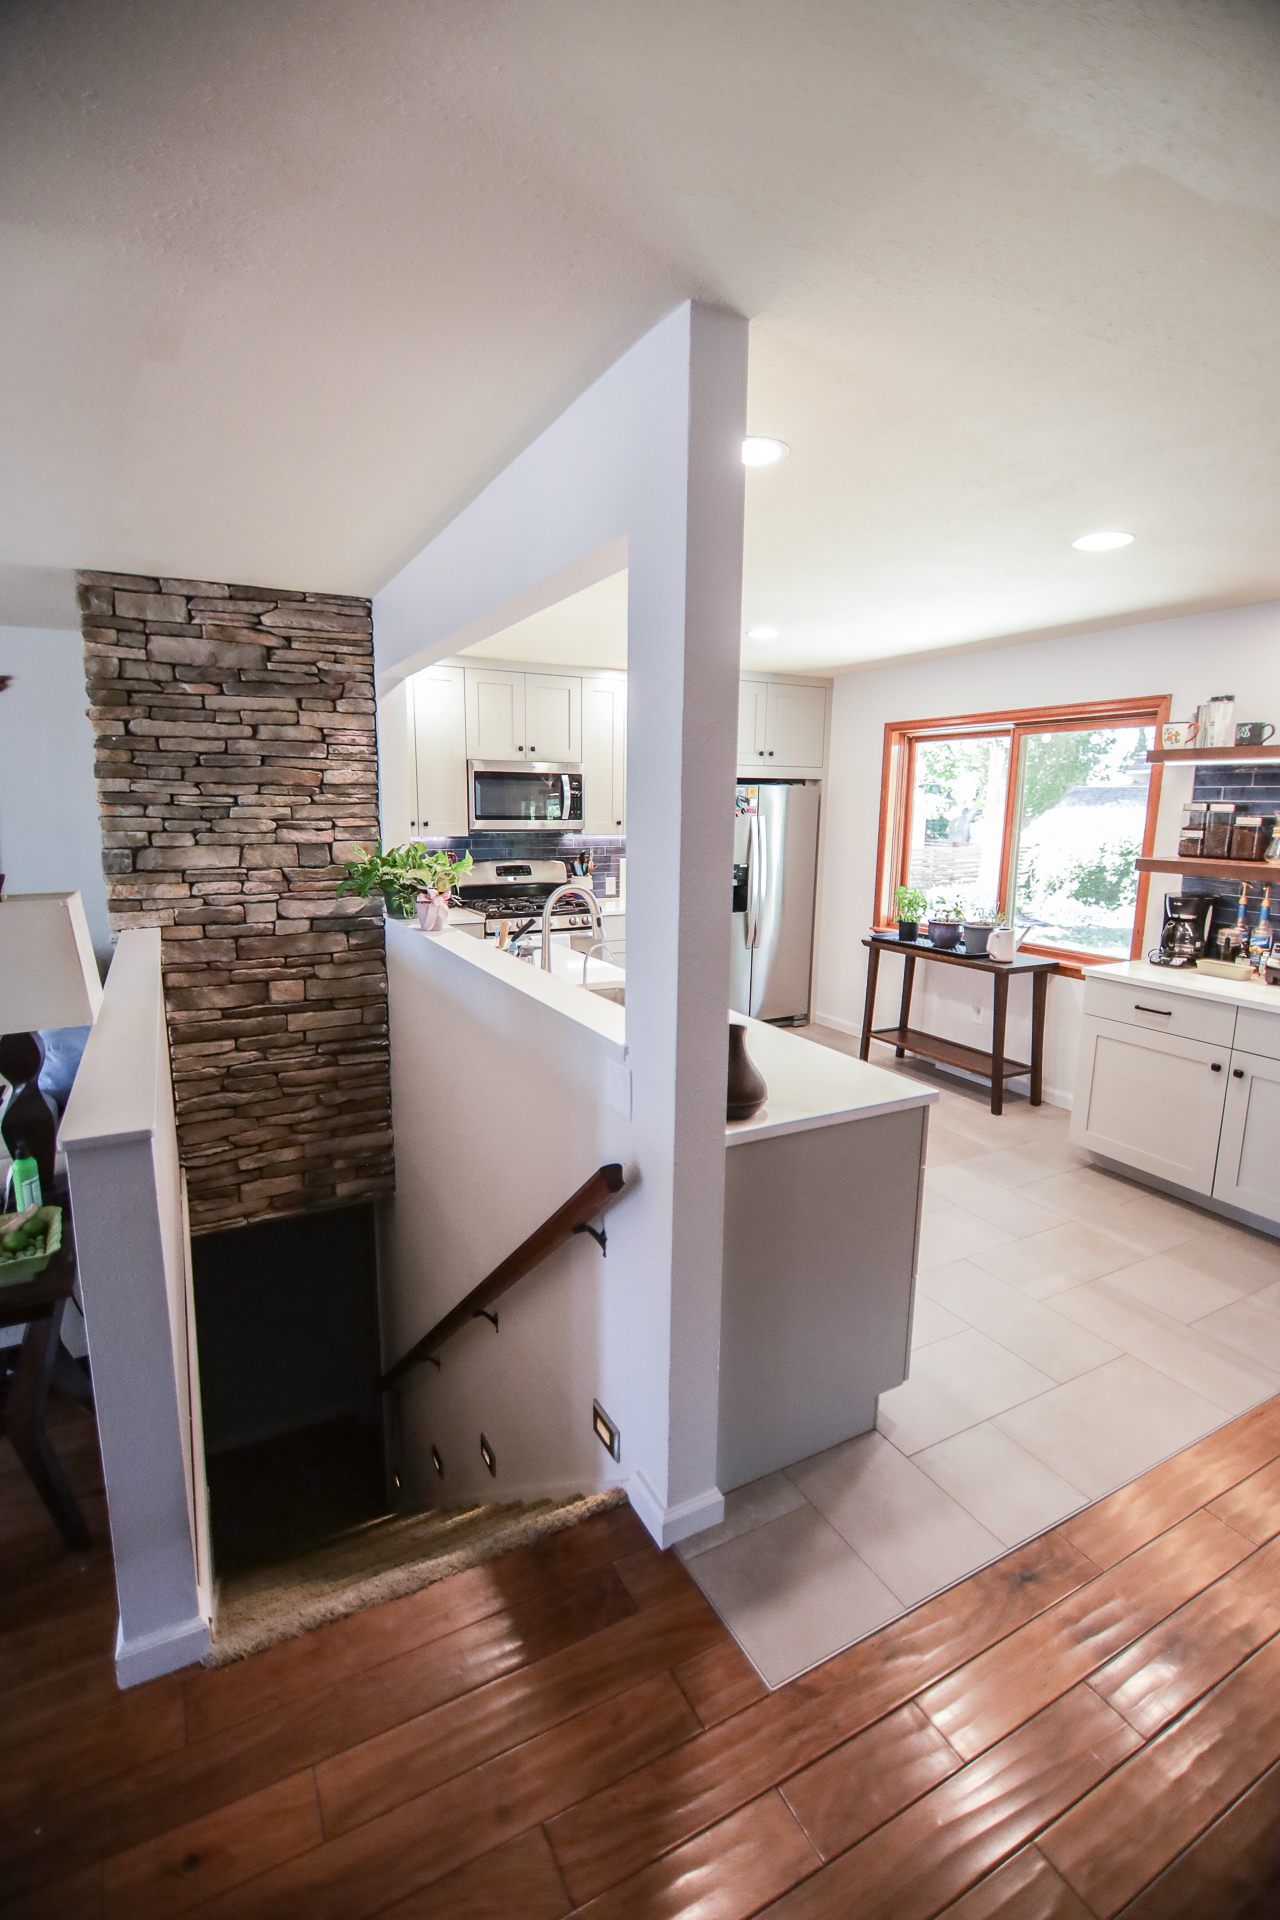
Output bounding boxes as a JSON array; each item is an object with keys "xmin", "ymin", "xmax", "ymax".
[{"xmin": 6, "ymin": 1140, "xmax": 42, "ymax": 1213}]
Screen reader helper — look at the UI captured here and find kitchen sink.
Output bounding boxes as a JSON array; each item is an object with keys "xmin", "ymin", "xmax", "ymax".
[{"xmin": 585, "ymin": 983, "xmax": 625, "ymax": 1006}]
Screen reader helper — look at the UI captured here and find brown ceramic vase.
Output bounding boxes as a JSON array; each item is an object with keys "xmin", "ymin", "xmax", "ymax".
[{"xmin": 727, "ymin": 1022, "xmax": 768, "ymax": 1121}]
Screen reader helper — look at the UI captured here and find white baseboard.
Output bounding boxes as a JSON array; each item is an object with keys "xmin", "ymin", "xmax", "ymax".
[
  {"xmin": 628, "ymin": 1470, "xmax": 725, "ymax": 1549},
  {"xmin": 812, "ymin": 1011, "xmax": 860, "ymax": 1036},
  {"xmin": 115, "ymin": 1612, "xmax": 211, "ymax": 1689}
]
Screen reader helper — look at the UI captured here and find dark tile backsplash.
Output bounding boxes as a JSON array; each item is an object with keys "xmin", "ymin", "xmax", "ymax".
[
  {"xmin": 1179, "ymin": 766, "xmax": 1277, "ymax": 945},
  {"xmin": 422, "ymin": 831, "xmax": 626, "ymax": 894}
]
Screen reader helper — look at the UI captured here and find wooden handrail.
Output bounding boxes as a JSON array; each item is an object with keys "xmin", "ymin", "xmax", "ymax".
[{"xmin": 381, "ymin": 1163, "xmax": 625, "ymax": 1388}]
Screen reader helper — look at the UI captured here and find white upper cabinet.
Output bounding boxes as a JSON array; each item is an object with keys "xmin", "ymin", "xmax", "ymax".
[
  {"xmin": 525, "ymin": 673, "xmax": 582, "ymax": 762},
  {"xmin": 463, "ymin": 666, "xmax": 582, "ymax": 761},
  {"xmin": 738, "ymin": 679, "xmax": 768, "ymax": 763},
  {"xmin": 582, "ymin": 674, "xmax": 627, "ymax": 832},
  {"xmin": 465, "ymin": 667, "xmax": 526, "ymax": 760},
  {"xmin": 412, "ymin": 666, "xmax": 468, "ymax": 837},
  {"xmin": 737, "ymin": 679, "xmax": 827, "ymax": 773},
  {"xmin": 377, "ymin": 679, "xmax": 418, "ymax": 846},
  {"xmin": 765, "ymin": 683, "xmax": 827, "ymax": 769}
]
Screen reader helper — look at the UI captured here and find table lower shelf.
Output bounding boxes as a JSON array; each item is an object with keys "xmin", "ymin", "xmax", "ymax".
[{"xmin": 869, "ymin": 1025, "xmax": 1032, "ymax": 1081}]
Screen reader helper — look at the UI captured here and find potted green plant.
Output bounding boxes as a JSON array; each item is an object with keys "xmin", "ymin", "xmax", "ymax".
[
  {"xmin": 962, "ymin": 901, "xmax": 999, "ymax": 956},
  {"xmin": 894, "ymin": 885, "xmax": 928, "ymax": 942},
  {"xmin": 927, "ymin": 895, "xmax": 966, "ymax": 950},
  {"xmin": 338, "ymin": 842, "xmax": 473, "ymax": 920}
]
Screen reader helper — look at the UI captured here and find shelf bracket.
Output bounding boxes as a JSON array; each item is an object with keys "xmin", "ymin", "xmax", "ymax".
[{"xmin": 572, "ymin": 1221, "xmax": 608, "ymax": 1257}]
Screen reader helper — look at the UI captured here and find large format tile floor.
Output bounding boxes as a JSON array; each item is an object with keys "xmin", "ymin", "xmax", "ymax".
[{"xmin": 679, "ymin": 1031, "xmax": 1280, "ymax": 1687}]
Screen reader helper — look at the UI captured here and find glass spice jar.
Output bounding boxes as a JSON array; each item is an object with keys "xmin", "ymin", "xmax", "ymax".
[{"xmin": 1178, "ymin": 828, "xmax": 1206, "ymax": 858}]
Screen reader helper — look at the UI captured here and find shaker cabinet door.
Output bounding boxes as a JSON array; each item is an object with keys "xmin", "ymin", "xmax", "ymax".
[
  {"xmin": 1070, "ymin": 1016, "xmax": 1229, "ymax": 1195},
  {"xmin": 582, "ymin": 675, "xmax": 626, "ymax": 831},
  {"xmin": 1213, "ymin": 1050, "xmax": 1280, "ymax": 1223},
  {"xmin": 737, "ymin": 679, "xmax": 769, "ymax": 766},
  {"xmin": 412, "ymin": 667, "xmax": 468, "ymax": 836},
  {"xmin": 377, "ymin": 679, "xmax": 417, "ymax": 846},
  {"xmin": 524, "ymin": 673, "xmax": 581, "ymax": 762},
  {"xmin": 464, "ymin": 667, "xmax": 526, "ymax": 759},
  {"xmin": 765, "ymin": 682, "xmax": 827, "ymax": 770}
]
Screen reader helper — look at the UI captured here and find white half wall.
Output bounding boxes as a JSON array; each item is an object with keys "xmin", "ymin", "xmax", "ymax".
[
  {"xmin": 815, "ymin": 601, "xmax": 1280, "ymax": 1107},
  {"xmin": 375, "ymin": 302, "xmax": 748, "ymax": 1544},
  {"xmin": 60, "ymin": 928, "xmax": 210, "ymax": 1685},
  {"xmin": 0, "ymin": 627, "xmax": 110, "ymax": 967}
]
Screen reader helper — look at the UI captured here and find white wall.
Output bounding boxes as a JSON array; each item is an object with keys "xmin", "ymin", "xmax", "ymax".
[
  {"xmin": 815, "ymin": 602, "xmax": 1280, "ymax": 1106},
  {"xmin": 0, "ymin": 627, "xmax": 109, "ymax": 966},
  {"xmin": 376, "ymin": 301, "xmax": 748, "ymax": 1545},
  {"xmin": 382, "ymin": 927, "xmax": 633, "ymax": 1505}
]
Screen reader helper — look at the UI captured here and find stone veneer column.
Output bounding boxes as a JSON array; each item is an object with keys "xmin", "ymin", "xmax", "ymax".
[{"xmin": 77, "ymin": 572, "xmax": 393, "ymax": 1234}]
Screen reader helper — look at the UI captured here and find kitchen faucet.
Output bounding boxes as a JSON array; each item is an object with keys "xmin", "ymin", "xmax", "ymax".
[{"xmin": 541, "ymin": 883, "xmax": 601, "ymax": 969}]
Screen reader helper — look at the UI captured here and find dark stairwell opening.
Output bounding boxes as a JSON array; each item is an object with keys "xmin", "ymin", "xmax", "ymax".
[{"xmin": 192, "ymin": 1203, "xmax": 386, "ymax": 1575}]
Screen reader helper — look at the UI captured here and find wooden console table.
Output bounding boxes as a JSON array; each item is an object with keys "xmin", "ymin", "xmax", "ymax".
[{"xmin": 860, "ymin": 936, "xmax": 1060, "ymax": 1115}]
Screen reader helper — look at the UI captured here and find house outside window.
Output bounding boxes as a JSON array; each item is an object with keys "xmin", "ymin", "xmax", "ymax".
[{"xmin": 875, "ymin": 696, "xmax": 1170, "ymax": 968}]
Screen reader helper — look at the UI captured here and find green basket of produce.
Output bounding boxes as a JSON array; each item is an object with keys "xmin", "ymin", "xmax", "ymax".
[{"xmin": 0, "ymin": 1206, "xmax": 63, "ymax": 1285}]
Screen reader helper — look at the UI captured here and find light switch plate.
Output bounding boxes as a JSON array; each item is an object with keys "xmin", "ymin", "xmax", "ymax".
[{"xmin": 606, "ymin": 1058, "xmax": 632, "ymax": 1119}]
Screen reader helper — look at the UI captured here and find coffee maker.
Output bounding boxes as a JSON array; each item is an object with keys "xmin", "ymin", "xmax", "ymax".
[{"xmin": 1150, "ymin": 895, "xmax": 1213, "ymax": 968}]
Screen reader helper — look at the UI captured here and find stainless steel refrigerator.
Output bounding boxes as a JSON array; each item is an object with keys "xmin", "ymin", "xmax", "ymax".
[{"xmin": 730, "ymin": 782, "xmax": 821, "ymax": 1022}]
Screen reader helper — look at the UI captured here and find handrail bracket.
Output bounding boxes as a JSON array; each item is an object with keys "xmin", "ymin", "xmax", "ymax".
[{"xmin": 572, "ymin": 1221, "xmax": 608, "ymax": 1257}]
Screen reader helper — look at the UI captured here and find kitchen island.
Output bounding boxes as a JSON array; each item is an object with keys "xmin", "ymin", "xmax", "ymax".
[{"xmin": 380, "ymin": 918, "xmax": 936, "ymax": 1518}]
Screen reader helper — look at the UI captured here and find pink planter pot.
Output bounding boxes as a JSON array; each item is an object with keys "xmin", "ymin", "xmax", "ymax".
[{"xmin": 416, "ymin": 891, "xmax": 450, "ymax": 933}]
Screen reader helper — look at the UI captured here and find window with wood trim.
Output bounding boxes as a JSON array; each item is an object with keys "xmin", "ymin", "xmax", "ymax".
[{"xmin": 873, "ymin": 696, "xmax": 1170, "ymax": 966}]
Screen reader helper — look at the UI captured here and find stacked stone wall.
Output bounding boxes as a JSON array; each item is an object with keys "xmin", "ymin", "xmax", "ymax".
[{"xmin": 77, "ymin": 571, "xmax": 393, "ymax": 1233}]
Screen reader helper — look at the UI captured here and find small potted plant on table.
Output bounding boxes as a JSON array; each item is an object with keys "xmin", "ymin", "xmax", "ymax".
[
  {"xmin": 894, "ymin": 886, "xmax": 928, "ymax": 942},
  {"xmin": 927, "ymin": 896, "xmax": 966, "ymax": 950},
  {"xmin": 962, "ymin": 901, "xmax": 999, "ymax": 956}
]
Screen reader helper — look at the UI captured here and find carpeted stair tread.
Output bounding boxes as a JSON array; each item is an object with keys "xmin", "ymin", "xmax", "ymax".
[{"xmin": 205, "ymin": 1487, "xmax": 628, "ymax": 1665}]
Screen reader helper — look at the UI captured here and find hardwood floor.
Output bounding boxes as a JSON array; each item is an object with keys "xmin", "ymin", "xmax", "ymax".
[{"xmin": 2, "ymin": 1396, "xmax": 1277, "ymax": 1919}]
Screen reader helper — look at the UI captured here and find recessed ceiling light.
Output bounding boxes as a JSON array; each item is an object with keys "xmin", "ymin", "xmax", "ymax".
[
  {"xmin": 747, "ymin": 625, "xmax": 779, "ymax": 640},
  {"xmin": 742, "ymin": 437, "xmax": 790, "ymax": 467},
  {"xmin": 1072, "ymin": 530, "xmax": 1134, "ymax": 551}
]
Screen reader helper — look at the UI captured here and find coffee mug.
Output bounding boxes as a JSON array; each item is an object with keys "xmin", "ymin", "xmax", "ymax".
[
  {"xmin": 1235, "ymin": 722, "xmax": 1275, "ymax": 746},
  {"xmin": 1161, "ymin": 721, "xmax": 1199, "ymax": 749}
]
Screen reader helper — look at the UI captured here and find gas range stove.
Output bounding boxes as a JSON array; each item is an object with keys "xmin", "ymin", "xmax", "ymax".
[{"xmin": 455, "ymin": 860, "xmax": 597, "ymax": 936}]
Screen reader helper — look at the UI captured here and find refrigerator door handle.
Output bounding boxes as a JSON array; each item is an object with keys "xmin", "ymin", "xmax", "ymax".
[
  {"xmin": 750, "ymin": 809, "xmax": 767, "ymax": 949},
  {"xmin": 746, "ymin": 811, "xmax": 760, "ymax": 949}
]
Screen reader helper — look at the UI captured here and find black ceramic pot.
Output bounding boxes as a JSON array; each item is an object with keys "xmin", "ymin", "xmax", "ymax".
[
  {"xmin": 727, "ymin": 1022, "xmax": 768, "ymax": 1121},
  {"xmin": 897, "ymin": 920, "xmax": 919, "ymax": 942}
]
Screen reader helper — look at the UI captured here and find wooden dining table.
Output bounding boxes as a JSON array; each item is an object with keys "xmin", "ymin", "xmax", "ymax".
[{"xmin": 0, "ymin": 1225, "xmax": 93, "ymax": 1550}]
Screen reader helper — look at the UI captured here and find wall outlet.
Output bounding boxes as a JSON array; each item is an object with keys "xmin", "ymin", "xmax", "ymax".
[{"xmin": 604, "ymin": 876, "xmax": 617, "ymax": 896}]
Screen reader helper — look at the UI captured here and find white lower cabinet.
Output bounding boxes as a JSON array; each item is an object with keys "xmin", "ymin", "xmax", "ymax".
[
  {"xmin": 1072, "ymin": 1016, "xmax": 1230, "ymax": 1195},
  {"xmin": 1213, "ymin": 1050, "xmax": 1280, "ymax": 1219}
]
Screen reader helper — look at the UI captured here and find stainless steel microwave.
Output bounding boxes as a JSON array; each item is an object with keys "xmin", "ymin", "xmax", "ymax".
[{"xmin": 467, "ymin": 760, "xmax": 585, "ymax": 833}]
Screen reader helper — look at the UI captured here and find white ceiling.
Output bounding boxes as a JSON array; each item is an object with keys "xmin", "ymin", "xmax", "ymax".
[
  {"xmin": 463, "ymin": 573, "xmax": 629, "ymax": 672},
  {"xmin": 2, "ymin": 1, "xmax": 1275, "ymax": 671}
]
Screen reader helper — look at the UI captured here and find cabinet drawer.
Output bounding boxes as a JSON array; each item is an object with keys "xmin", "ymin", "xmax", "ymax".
[
  {"xmin": 1234, "ymin": 1007, "xmax": 1280, "ymax": 1062},
  {"xmin": 1083, "ymin": 976, "xmax": 1236, "ymax": 1047}
]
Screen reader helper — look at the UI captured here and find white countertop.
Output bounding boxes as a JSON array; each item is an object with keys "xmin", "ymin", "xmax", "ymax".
[
  {"xmin": 392, "ymin": 920, "xmax": 935, "ymax": 1144},
  {"xmin": 1090, "ymin": 959, "xmax": 1280, "ymax": 1014},
  {"xmin": 725, "ymin": 1018, "xmax": 937, "ymax": 1146},
  {"xmin": 387, "ymin": 920, "xmax": 627, "ymax": 1054}
]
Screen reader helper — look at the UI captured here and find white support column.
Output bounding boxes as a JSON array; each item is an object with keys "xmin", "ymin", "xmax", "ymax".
[
  {"xmin": 375, "ymin": 301, "xmax": 747, "ymax": 1544},
  {"xmin": 60, "ymin": 929, "xmax": 210, "ymax": 1685}
]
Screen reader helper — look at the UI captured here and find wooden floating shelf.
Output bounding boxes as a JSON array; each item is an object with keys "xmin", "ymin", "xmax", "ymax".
[
  {"xmin": 1145, "ymin": 744, "xmax": 1280, "ymax": 765},
  {"xmin": 1136, "ymin": 856, "xmax": 1280, "ymax": 884}
]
